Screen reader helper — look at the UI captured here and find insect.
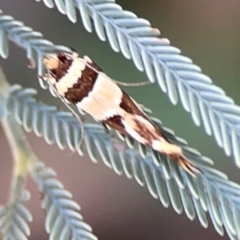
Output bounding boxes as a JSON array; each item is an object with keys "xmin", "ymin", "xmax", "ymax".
[{"xmin": 41, "ymin": 51, "xmax": 200, "ymax": 177}]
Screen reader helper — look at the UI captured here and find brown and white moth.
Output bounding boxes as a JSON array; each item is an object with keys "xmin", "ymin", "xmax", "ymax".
[{"xmin": 42, "ymin": 51, "xmax": 200, "ymax": 176}]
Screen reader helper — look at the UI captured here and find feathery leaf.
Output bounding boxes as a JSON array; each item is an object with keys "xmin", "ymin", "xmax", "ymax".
[
  {"xmin": 2, "ymin": 84, "xmax": 240, "ymax": 239},
  {"xmin": 32, "ymin": 161, "xmax": 97, "ymax": 240}
]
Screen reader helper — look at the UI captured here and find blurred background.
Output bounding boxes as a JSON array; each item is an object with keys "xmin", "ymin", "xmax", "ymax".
[{"xmin": 1, "ymin": 0, "xmax": 240, "ymax": 239}]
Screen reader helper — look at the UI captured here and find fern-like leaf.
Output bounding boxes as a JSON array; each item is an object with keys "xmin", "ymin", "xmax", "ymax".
[
  {"xmin": 3, "ymin": 84, "xmax": 240, "ymax": 239},
  {"xmin": 32, "ymin": 161, "xmax": 97, "ymax": 240}
]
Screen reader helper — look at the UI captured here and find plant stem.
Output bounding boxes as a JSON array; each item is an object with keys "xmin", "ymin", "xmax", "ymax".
[{"xmin": 0, "ymin": 67, "xmax": 36, "ymax": 178}]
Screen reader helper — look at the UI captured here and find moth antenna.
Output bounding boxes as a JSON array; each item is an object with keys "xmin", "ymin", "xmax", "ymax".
[
  {"xmin": 49, "ymin": 83, "xmax": 85, "ymax": 150},
  {"xmin": 44, "ymin": 76, "xmax": 84, "ymax": 148},
  {"xmin": 80, "ymin": 58, "xmax": 153, "ymax": 87},
  {"xmin": 49, "ymin": 72, "xmax": 57, "ymax": 78},
  {"xmin": 61, "ymin": 98, "xmax": 85, "ymax": 149},
  {"xmin": 112, "ymin": 80, "xmax": 152, "ymax": 87}
]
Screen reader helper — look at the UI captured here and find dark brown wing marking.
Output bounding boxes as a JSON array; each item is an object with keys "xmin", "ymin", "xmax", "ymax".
[
  {"xmin": 64, "ymin": 62, "xmax": 102, "ymax": 104},
  {"xmin": 102, "ymin": 115, "xmax": 129, "ymax": 136},
  {"xmin": 120, "ymin": 91, "xmax": 150, "ymax": 120}
]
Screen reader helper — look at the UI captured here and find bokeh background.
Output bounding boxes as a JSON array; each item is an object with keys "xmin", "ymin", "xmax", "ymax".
[{"xmin": 1, "ymin": 0, "xmax": 240, "ymax": 239}]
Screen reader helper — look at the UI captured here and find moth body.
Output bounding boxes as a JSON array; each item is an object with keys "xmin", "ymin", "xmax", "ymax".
[{"xmin": 42, "ymin": 51, "xmax": 199, "ymax": 176}]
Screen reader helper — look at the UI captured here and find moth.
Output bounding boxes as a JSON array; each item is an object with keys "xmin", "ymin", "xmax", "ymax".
[{"xmin": 41, "ymin": 51, "xmax": 200, "ymax": 176}]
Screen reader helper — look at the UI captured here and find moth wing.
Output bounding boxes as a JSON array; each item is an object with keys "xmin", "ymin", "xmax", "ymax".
[
  {"xmin": 101, "ymin": 90, "xmax": 165, "ymax": 139},
  {"xmin": 120, "ymin": 90, "xmax": 152, "ymax": 121},
  {"xmin": 101, "ymin": 90, "xmax": 149, "ymax": 137},
  {"xmin": 120, "ymin": 91, "xmax": 169, "ymax": 140}
]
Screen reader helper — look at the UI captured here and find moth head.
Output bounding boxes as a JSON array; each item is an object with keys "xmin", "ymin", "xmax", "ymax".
[
  {"xmin": 43, "ymin": 54, "xmax": 59, "ymax": 71},
  {"xmin": 43, "ymin": 52, "xmax": 73, "ymax": 83}
]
